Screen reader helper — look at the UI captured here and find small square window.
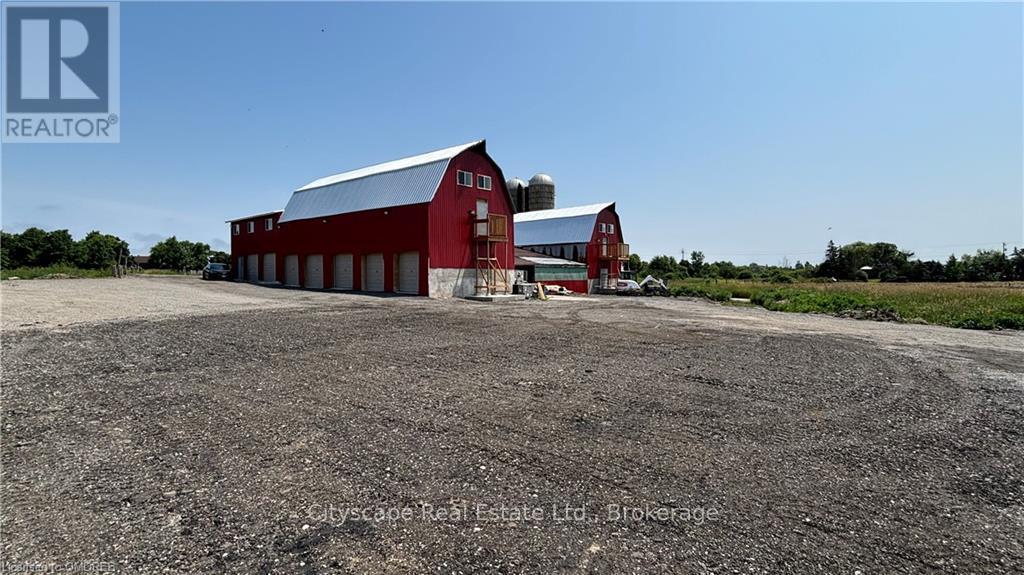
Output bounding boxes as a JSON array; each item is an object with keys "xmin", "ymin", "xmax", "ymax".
[
  {"xmin": 477, "ymin": 174, "xmax": 492, "ymax": 190},
  {"xmin": 457, "ymin": 170, "xmax": 473, "ymax": 187},
  {"xmin": 265, "ymin": 218, "xmax": 274, "ymax": 231},
  {"xmin": 232, "ymin": 223, "xmax": 240, "ymax": 236},
  {"xmin": 247, "ymin": 221, "xmax": 255, "ymax": 233},
  {"xmin": 599, "ymin": 223, "xmax": 607, "ymax": 233}
]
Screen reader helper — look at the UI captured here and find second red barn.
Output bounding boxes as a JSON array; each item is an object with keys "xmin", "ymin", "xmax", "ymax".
[
  {"xmin": 513, "ymin": 202, "xmax": 629, "ymax": 292},
  {"xmin": 228, "ymin": 140, "xmax": 515, "ymax": 297}
]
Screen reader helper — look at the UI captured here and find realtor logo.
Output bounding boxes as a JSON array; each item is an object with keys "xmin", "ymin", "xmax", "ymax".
[{"xmin": 3, "ymin": 2, "xmax": 120, "ymax": 142}]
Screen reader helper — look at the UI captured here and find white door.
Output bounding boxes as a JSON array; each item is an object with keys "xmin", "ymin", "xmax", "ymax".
[
  {"xmin": 363, "ymin": 253, "xmax": 384, "ymax": 292},
  {"xmin": 305, "ymin": 255, "xmax": 324, "ymax": 288},
  {"xmin": 284, "ymin": 255, "xmax": 299, "ymax": 286},
  {"xmin": 600, "ymin": 268, "xmax": 609, "ymax": 289},
  {"xmin": 236, "ymin": 257, "xmax": 244, "ymax": 280},
  {"xmin": 246, "ymin": 254, "xmax": 258, "ymax": 282},
  {"xmin": 397, "ymin": 251, "xmax": 419, "ymax": 294},
  {"xmin": 475, "ymin": 199, "xmax": 488, "ymax": 237},
  {"xmin": 333, "ymin": 254, "xmax": 353, "ymax": 290},
  {"xmin": 263, "ymin": 253, "xmax": 276, "ymax": 283}
]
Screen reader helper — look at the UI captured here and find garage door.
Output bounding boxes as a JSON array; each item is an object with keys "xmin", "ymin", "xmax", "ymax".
[
  {"xmin": 363, "ymin": 253, "xmax": 384, "ymax": 292},
  {"xmin": 284, "ymin": 255, "xmax": 299, "ymax": 286},
  {"xmin": 246, "ymin": 254, "xmax": 258, "ymax": 282},
  {"xmin": 333, "ymin": 254, "xmax": 353, "ymax": 290},
  {"xmin": 397, "ymin": 251, "xmax": 419, "ymax": 294},
  {"xmin": 262, "ymin": 253, "xmax": 276, "ymax": 283},
  {"xmin": 305, "ymin": 254, "xmax": 324, "ymax": 289},
  {"xmin": 236, "ymin": 256, "xmax": 244, "ymax": 280}
]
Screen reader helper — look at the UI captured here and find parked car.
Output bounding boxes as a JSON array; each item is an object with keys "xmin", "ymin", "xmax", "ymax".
[
  {"xmin": 616, "ymin": 279, "xmax": 642, "ymax": 295},
  {"xmin": 202, "ymin": 262, "xmax": 231, "ymax": 280}
]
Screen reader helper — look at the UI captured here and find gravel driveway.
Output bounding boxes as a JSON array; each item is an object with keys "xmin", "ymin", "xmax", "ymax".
[{"xmin": 2, "ymin": 277, "xmax": 1022, "ymax": 574}]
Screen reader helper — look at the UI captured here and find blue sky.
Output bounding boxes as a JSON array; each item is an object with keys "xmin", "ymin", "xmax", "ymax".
[{"xmin": 2, "ymin": 1, "xmax": 1021, "ymax": 263}]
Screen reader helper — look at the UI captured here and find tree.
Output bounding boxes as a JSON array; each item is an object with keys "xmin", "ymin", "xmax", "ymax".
[
  {"xmin": 944, "ymin": 254, "xmax": 962, "ymax": 282},
  {"xmin": 647, "ymin": 255, "xmax": 680, "ymax": 278},
  {"xmin": 209, "ymin": 250, "xmax": 230, "ymax": 264},
  {"xmin": 689, "ymin": 251, "xmax": 705, "ymax": 277},
  {"xmin": 818, "ymin": 240, "xmax": 843, "ymax": 279},
  {"xmin": 149, "ymin": 236, "xmax": 189, "ymax": 270},
  {"xmin": 74, "ymin": 231, "xmax": 129, "ymax": 269},
  {"xmin": 41, "ymin": 229, "xmax": 76, "ymax": 266}
]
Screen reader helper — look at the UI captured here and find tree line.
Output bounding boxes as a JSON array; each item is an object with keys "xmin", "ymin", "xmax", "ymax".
[
  {"xmin": 630, "ymin": 241, "xmax": 1024, "ymax": 283},
  {"xmin": 2, "ymin": 228, "xmax": 129, "ymax": 269},
  {"xmin": 1, "ymin": 227, "xmax": 229, "ymax": 271}
]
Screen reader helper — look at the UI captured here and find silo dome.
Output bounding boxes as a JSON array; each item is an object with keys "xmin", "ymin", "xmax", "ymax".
[
  {"xmin": 506, "ymin": 177, "xmax": 527, "ymax": 191},
  {"xmin": 527, "ymin": 173, "xmax": 555, "ymax": 211},
  {"xmin": 529, "ymin": 173, "xmax": 555, "ymax": 186}
]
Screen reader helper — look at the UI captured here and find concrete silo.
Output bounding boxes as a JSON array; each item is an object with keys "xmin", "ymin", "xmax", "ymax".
[{"xmin": 528, "ymin": 173, "xmax": 556, "ymax": 211}]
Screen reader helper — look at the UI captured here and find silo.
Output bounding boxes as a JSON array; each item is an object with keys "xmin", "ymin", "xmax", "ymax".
[
  {"xmin": 506, "ymin": 177, "xmax": 528, "ymax": 212},
  {"xmin": 528, "ymin": 173, "xmax": 555, "ymax": 211}
]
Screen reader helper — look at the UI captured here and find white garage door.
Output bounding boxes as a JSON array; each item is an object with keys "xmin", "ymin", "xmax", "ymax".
[
  {"xmin": 246, "ymin": 254, "xmax": 258, "ymax": 282},
  {"xmin": 397, "ymin": 251, "xmax": 419, "ymax": 294},
  {"xmin": 236, "ymin": 256, "xmax": 244, "ymax": 280},
  {"xmin": 305, "ymin": 254, "xmax": 324, "ymax": 289},
  {"xmin": 363, "ymin": 253, "xmax": 384, "ymax": 292},
  {"xmin": 284, "ymin": 255, "xmax": 299, "ymax": 286},
  {"xmin": 333, "ymin": 254, "xmax": 353, "ymax": 290},
  {"xmin": 262, "ymin": 253, "xmax": 276, "ymax": 283}
]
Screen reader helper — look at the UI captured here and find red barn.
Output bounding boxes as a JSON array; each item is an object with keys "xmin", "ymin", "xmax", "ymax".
[
  {"xmin": 513, "ymin": 202, "xmax": 629, "ymax": 292},
  {"xmin": 228, "ymin": 140, "xmax": 515, "ymax": 297}
]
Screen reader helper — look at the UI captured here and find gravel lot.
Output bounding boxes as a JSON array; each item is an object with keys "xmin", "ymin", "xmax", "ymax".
[{"xmin": 2, "ymin": 276, "xmax": 1022, "ymax": 574}]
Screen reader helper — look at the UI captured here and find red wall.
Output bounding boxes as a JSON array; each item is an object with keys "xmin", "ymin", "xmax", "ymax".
[
  {"xmin": 228, "ymin": 145, "xmax": 515, "ymax": 296},
  {"xmin": 587, "ymin": 206, "xmax": 625, "ymax": 280},
  {"xmin": 429, "ymin": 149, "xmax": 515, "ymax": 270}
]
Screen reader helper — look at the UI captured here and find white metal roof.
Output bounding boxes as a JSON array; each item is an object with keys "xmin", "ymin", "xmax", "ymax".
[
  {"xmin": 226, "ymin": 210, "xmax": 283, "ymax": 223},
  {"xmin": 513, "ymin": 202, "xmax": 613, "ymax": 223},
  {"xmin": 278, "ymin": 141, "xmax": 483, "ymax": 223},
  {"xmin": 296, "ymin": 140, "xmax": 483, "ymax": 192},
  {"xmin": 519, "ymin": 255, "xmax": 585, "ymax": 266},
  {"xmin": 513, "ymin": 202, "xmax": 614, "ymax": 246}
]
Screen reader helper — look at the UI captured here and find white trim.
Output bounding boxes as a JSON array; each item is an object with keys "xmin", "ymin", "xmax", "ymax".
[
  {"xmin": 609, "ymin": 223, "xmax": 615, "ymax": 234},
  {"xmin": 476, "ymin": 174, "xmax": 492, "ymax": 190},
  {"xmin": 599, "ymin": 222, "xmax": 607, "ymax": 233},
  {"xmin": 232, "ymin": 223, "xmax": 240, "ymax": 236},
  {"xmin": 247, "ymin": 221, "xmax": 255, "ymax": 234},
  {"xmin": 264, "ymin": 217, "xmax": 273, "ymax": 231},
  {"xmin": 457, "ymin": 170, "xmax": 473, "ymax": 187}
]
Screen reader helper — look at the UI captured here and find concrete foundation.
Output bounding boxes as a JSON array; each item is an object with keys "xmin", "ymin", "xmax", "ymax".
[{"xmin": 427, "ymin": 268, "xmax": 477, "ymax": 298}]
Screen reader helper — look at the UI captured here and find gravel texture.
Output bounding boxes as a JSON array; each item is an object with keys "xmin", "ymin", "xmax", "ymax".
[{"xmin": 2, "ymin": 276, "xmax": 1022, "ymax": 574}]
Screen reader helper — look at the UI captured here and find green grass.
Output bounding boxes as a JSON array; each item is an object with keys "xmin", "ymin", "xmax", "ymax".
[
  {"xmin": 1, "ymin": 265, "xmax": 115, "ymax": 280},
  {"xmin": 670, "ymin": 279, "xmax": 1024, "ymax": 330}
]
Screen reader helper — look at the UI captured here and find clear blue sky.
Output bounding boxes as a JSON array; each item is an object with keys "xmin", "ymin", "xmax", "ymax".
[{"xmin": 2, "ymin": 1, "xmax": 1021, "ymax": 263}]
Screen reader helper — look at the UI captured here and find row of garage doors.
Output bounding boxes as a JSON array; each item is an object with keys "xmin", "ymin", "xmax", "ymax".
[{"xmin": 240, "ymin": 252, "xmax": 419, "ymax": 294}]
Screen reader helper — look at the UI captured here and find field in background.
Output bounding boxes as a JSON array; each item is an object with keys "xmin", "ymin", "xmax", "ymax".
[
  {"xmin": 669, "ymin": 279, "xmax": 1024, "ymax": 330},
  {"xmin": 1, "ymin": 266, "xmax": 186, "ymax": 280}
]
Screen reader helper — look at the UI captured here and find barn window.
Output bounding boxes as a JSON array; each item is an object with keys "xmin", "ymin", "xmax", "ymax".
[
  {"xmin": 457, "ymin": 170, "xmax": 473, "ymax": 187},
  {"xmin": 265, "ymin": 217, "xmax": 274, "ymax": 231},
  {"xmin": 599, "ymin": 223, "xmax": 607, "ymax": 233},
  {"xmin": 232, "ymin": 223, "xmax": 240, "ymax": 236},
  {"xmin": 609, "ymin": 223, "xmax": 615, "ymax": 234},
  {"xmin": 247, "ymin": 221, "xmax": 255, "ymax": 233},
  {"xmin": 477, "ymin": 174, "xmax": 492, "ymax": 190}
]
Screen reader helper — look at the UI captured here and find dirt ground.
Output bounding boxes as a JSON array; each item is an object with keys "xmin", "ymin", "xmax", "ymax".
[{"xmin": 2, "ymin": 276, "xmax": 1022, "ymax": 574}]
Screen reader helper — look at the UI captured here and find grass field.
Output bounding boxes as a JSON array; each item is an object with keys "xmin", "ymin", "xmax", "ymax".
[
  {"xmin": 669, "ymin": 279, "xmax": 1024, "ymax": 330},
  {"xmin": 1, "ymin": 266, "xmax": 186, "ymax": 280},
  {"xmin": 0, "ymin": 265, "xmax": 116, "ymax": 280}
]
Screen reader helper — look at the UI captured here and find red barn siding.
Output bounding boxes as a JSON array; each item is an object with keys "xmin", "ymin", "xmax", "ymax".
[
  {"xmin": 428, "ymin": 149, "xmax": 515, "ymax": 269},
  {"xmin": 229, "ymin": 142, "xmax": 515, "ymax": 297},
  {"xmin": 588, "ymin": 206, "xmax": 625, "ymax": 280}
]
